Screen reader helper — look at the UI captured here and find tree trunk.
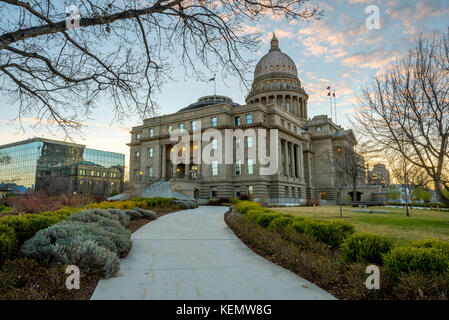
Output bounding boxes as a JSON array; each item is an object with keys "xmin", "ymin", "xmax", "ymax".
[
  {"xmin": 353, "ymin": 177, "xmax": 357, "ymax": 203},
  {"xmin": 434, "ymin": 181, "xmax": 449, "ymax": 206},
  {"xmin": 339, "ymin": 189, "xmax": 343, "ymax": 217}
]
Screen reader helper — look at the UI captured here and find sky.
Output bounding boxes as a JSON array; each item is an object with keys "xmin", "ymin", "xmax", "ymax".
[{"xmin": 0, "ymin": 0, "xmax": 448, "ymax": 171}]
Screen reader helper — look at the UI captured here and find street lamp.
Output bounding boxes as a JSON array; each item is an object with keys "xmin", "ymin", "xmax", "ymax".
[{"xmin": 139, "ymin": 171, "xmax": 143, "ymax": 196}]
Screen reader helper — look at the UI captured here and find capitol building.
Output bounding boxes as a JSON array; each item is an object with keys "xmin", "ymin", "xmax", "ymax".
[{"xmin": 128, "ymin": 34, "xmax": 359, "ymax": 203}]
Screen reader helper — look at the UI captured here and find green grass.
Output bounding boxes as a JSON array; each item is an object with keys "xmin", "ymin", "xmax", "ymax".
[{"xmin": 274, "ymin": 205, "xmax": 449, "ymax": 244}]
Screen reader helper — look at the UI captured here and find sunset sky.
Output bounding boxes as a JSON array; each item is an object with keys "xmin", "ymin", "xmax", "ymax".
[{"xmin": 0, "ymin": 0, "xmax": 448, "ymax": 171}]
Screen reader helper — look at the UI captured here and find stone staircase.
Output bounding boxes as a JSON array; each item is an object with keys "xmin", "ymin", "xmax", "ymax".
[{"xmin": 108, "ymin": 180, "xmax": 194, "ymax": 201}]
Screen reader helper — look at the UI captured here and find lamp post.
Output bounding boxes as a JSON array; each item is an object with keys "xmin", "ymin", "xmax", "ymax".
[{"xmin": 139, "ymin": 170, "xmax": 143, "ymax": 196}]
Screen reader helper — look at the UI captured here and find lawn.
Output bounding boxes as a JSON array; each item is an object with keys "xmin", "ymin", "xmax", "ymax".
[{"xmin": 273, "ymin": 205, "xmax": 449, "ymax": 244}]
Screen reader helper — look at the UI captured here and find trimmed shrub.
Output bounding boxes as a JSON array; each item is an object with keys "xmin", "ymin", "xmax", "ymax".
[
  {"xmin": 410, "ymin": 239, "xmax": 449, "ymax": 256},
  {"xmin": 0, "ymin": 208, "xmax": 76, "ymax": 245},
  {"xmin": 0, "ymin": 225, "xmax": 16, "ymax": 265},
  {"xmin": 267, "ymin": 216, "xmax": 296, "ymax": 233},
  {"xmin": 303, "ymin": 220, "xmax": 354, "ymax": 249},
  {"xmin": 342, "ymin": 233, "xmax": 395, "ymax": 265},
  {"xmin": 67, "ymin": 209, "xmax": 130, "ymax": 227},
  {"xmin": 21, "ymin": 218, "xmax": 130, "ymax": 277},
  {"xmin": 383, "ymin": 246, "xmax": 449, "ymax": 276},
  {"xmin": 234, "ymin": 201, "xmax": 262, "ymax": 215},
  {"xmin": 55, "ymin": 239, "xmax": 120, "ymax": 276},
  {"xmin": 290, "ymin": 217, "xmax": 308, "ymax": 234}
]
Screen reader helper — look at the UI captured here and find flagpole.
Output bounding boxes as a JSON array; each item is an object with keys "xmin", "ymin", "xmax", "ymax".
[
  {"xmin": 214, "ymin": 73, "xmax": 216, "ymax": 98},
  {"xmin": 327, "ymin": 86, "xmax": 332, "ymax": 121},
  {"xmin": 333, "ymin": 90, "xmax": 337, "ymax": 124}
]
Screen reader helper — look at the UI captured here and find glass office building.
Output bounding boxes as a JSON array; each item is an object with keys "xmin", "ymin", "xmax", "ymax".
[{"xmin": 0, "ymin": 138, "xmax": 125, "ymax": 196}]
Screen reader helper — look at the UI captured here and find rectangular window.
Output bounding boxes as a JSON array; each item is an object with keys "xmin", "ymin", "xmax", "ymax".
[
  {"xmin": 235, "ymin": 138, "xmax": 241, "ymax": 149},
  {"xmin": 179, "ymin": 123, "xmax": 184, "ymax": 130},
  {"xmin": 211, "ymin": 161, "xmax": 218, "ymax": 176},
  {"xmin": 247, "ymin": 185, "xmax": 254, "ymax": 196},
  {"xmin": 281, "ymin": 119, "xmax": 285, "ymax": 127},
  {"xmin": 211, "ymin": 116, "xmax": 217, "ymax": 127},
  {"xmin": 288, "ymin": 122, "xmax": 291, "ymax": 130},
  {"xmin": 191, "ymin": 120, "xmax": 197, "ymax": 131},
  {"xmin": 235, "ymin": 186, "xmax": 241, "ymax": 197},
  {"xmin": 168, "ymin": 125, "xmax": 173, "ymax": 134},
  {"xmin": 321, "ymin": 191, "xmax": 326, "ymax": 200},
  {"xmin": 136, "ymin": 133, "xmax": 141, "ymax": 141},
  {"xmin": 148, "ymin": 147, "xmax": 153, "ymax": 158},
  {"xmin": 247, "ymin": 159, "xmax": 254, "ymax": 174},
  {"xmin": 235, "ymin": 160, "xmax": 242, "ymax": 175},
  {"xmin": 246, "ymin": 114, "xmax": 252, "ymax": 124},
  {"xmin": 235, "ymin": 116, "xmax": 241, "ymax": 126},
  {"xmin": 147, "ymin": 167, "xmax": 153, "ymax": 179},
  {"xmin": 246, "ymin": 136, "xmax": 253, "ymax": 148},
  {"xmin": 263, "ymin": 115, "xmax": 267, "ymax": 124},
  {"xmin": 149, "ymin": 128, "xmax": 154, "ymax": 137},
  {"xmin": 210, "ymin": 186, "xmax": 218, "ymax": 198},
  {"xmin": 135, "ymin": 151, "xmax": 140, "ymax": 159}
]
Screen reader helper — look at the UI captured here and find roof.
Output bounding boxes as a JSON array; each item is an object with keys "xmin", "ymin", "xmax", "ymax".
[
  {"xmin": 254, "ymin": 33, "xmax": 298, "ymax": 81},
  {"xmin": 177, "ymin": 95, "xmax": 240, "ymax": 113}
]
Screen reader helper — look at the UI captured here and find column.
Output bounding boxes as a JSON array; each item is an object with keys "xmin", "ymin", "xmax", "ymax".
[
  {"xmin": 161, "ymin": 144, "xmax": 166, "ymax": 179},
  {"xmin": 284, "ymin": 141, "xmax": 290, "ymax": 177},
  {"xmin": 294, "ymin": 97, "xmax": 298, "ymax": 116},
  {"xmin": 290, "ymin": 143, "xmax": 295, "ymax": 178},
  {"xmin": 294, "ymin": 145, "xmax": 299, "ymax": 178},
  {"xmin": 300, "ymin": 143, "xmax": 305, "ymax": 182},
  {"xmin": 278, "ymin": 138, "xmax": 283, "ymax": 176}
]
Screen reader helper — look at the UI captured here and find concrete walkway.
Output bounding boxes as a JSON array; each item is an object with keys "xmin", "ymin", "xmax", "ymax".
[{"xmin": 91, "ymin": 206, "xmax": 335, "ymax": 300}]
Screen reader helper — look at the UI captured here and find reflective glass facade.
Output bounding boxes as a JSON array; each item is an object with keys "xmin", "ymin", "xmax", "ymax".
[{"xmin": 0, "ymin": 138, "xmax": 125, "ymax": 196}]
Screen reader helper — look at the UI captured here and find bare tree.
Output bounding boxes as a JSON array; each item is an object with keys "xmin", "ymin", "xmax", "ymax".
[
  {"xmin": 353, "ymin": 30, "xmax": 449, "ymax": 205},
  {"xmin": 0, "ymin": 0, "xmax": 322, "ymax": 136},
  {"xmin": 328, "ymin": 146, "xmax": 365, "ymax": 216},
  {"xmin": 334, "ymin": 146, "xmax": 365, "ymax": 204}
]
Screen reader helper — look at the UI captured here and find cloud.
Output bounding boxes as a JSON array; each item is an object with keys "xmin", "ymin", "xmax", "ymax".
[{"xmin": 340, "ymin": 48, "xmax": 402, "ymax": 69}]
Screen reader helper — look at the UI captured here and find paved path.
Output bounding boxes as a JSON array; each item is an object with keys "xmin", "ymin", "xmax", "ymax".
[{"xmin": 91, "ymin": 206, "xmax": 335, "ymax": 300}]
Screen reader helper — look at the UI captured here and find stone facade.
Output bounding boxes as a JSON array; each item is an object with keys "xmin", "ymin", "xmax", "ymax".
[{"xmin": 128, "ymin": 35, "xmax": 359, "ymax": 203}]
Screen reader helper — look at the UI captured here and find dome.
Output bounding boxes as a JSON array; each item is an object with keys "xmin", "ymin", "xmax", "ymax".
[
  {"xmin": 254, "ymin": 33, "xmax": 298, "ymax": 81},
  {"xmin": 177, "ymin": 95, "xmax": 239, "ymax": 113}
]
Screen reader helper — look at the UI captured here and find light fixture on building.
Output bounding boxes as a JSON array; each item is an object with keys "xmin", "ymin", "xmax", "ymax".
[{"xmin": 176, "ymin": 168, "xmax": 180, "ymax": 172}]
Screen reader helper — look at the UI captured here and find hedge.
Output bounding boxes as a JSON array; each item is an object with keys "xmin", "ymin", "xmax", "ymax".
[
  {"xmin": 342, "ymin": 233, "xmax": 395, "ymax": 265},
  {"xmin": 383, "ymin": 246, "xmax": 449, "ymax": 276},
  {"xmin": 233, "ymin": 200, "xmax": 355, "ymax": 248},
  {"xmin": 0, "ymin": 225, "xmax": 16, "ymax": 265},
  {"xmin": 410, "ymin": 239, "xmax": 449, "ymax": 256}
]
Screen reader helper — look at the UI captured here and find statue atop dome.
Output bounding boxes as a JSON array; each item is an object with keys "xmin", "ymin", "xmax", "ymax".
[{"xmin": 269, "ymin": 33, "xmax": 280, "ymax": 52}]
